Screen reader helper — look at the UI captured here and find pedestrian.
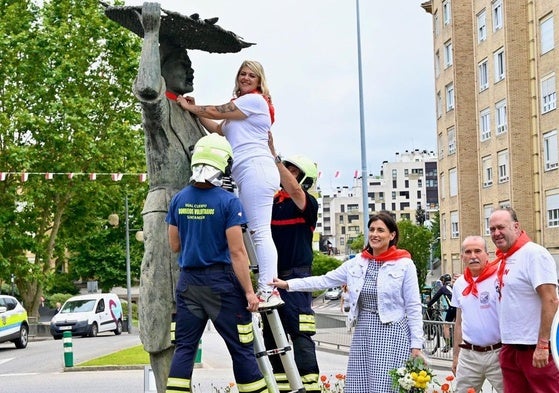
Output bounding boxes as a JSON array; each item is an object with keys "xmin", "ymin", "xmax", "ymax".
[
  {"xmin": 489, "ymin": 207, "xmax": 559, "ymax": 393},
  {"xmin": 261, "ymin": 132, "xmax": 320, "ymax": 392},
  {"xmin": 177, "ymin": 61, "xmax": 281, "ymax": 307},
  {"xmin": 451, "ymin": 236, "xmax": 503, "ymax": 392},
  {"xmin": 272, "ymin": 211, "xmax": 424, "ymax": 393},
  {"xmin": 341, "ymin": 284, "xmax": 350, "ymax": 313},
  {"xmin": 427, "ymin": 273, "xmax": 456, "ymax": 352},
  {"xmin": 165, "ymin": 134, "xmax": 266, "ymax": 393}
]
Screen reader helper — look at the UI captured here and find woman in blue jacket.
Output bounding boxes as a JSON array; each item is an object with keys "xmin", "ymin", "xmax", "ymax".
[{"xmin": 272, "ymin": 211, "xmax": 424, "ymax": 393}]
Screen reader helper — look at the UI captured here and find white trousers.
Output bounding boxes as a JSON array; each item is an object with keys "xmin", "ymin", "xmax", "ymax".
[
  {"xmin": 232, "ymin": 156, "xmax": 280, "ymax": 292},
  {"xmin": 455, "ymin": 347, "xmax": 504, "ymax": 393}
]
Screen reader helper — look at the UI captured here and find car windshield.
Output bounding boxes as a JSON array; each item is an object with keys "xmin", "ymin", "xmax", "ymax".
[{"xmin": 61, "ymin": 300, "xmax": 95, "ymax": 313}]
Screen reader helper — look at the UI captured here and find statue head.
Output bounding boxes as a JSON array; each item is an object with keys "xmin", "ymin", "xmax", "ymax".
[{"xmin": 160, "ymin": 41, "xmax": 194, "ymax": 94}]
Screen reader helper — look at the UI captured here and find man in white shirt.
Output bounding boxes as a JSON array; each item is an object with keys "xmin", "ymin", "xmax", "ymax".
[{"xmin": 451, "ymin": 236, "xmax": 503, "ymax": 392}]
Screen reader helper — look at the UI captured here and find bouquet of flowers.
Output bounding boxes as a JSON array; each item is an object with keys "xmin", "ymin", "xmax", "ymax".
[{"xmin": 389, "ymin": 356, "xmax": 436, "ymax": 392}]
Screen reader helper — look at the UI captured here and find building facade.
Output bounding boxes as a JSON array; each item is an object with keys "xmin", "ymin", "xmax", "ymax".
[
  {"xmin": 421, "ymin": 0, "xmax": 559, "ymax": 274},
  {"xmin": 318, "ymin": 150, "xmax": 438, "ymax": 256}
]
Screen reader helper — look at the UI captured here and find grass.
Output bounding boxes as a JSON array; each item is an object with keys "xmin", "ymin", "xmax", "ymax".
[{"xmin": 77, "ymin": 344, "xmax": 149, "ymax": 367}]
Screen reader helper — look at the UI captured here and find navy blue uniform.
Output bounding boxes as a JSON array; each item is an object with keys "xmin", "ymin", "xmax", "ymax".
[
  {"xmin": 165, "ymin": 185, "xmax": 267, "ymax": 393},
  {"xmin": 263, "ymin": 189, "xmax": 320, "ymax": 392}
]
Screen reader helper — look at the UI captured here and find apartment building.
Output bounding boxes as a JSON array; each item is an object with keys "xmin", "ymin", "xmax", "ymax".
[
  {"xmin": 421, "ymin": 0, "xmax": 559, "ymax": 274},
  {"xmin": 318, "ymin": 150, "xmax": 438, "ymax": 255}
]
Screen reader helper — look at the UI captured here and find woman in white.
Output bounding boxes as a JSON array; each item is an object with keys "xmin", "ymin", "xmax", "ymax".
[
  {"xmin": 272, "ymin": 211, "xmax": 424, "ymax": 392},
  {"xmin": 177, "ymin": 60, "xmax": 281, "ymax": 307}
]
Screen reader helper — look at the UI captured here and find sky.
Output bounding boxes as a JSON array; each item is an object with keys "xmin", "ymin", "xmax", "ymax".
[{"xmin": 121, "ymin": 0, "xmax": 437, "ymax": 194}]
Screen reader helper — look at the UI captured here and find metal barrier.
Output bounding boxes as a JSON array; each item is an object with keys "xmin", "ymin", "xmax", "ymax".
[{"xmin": 422, "ymin": 320, "xmax": 455, "ymax": 361}]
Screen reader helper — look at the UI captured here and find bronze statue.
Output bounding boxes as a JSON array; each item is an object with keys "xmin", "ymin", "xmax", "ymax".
[{"xmin": 102, "ymin": 3, "xmax": 253, "ymax": 392}]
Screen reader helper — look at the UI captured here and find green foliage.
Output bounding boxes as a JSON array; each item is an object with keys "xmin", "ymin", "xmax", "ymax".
[
  {"xmin": 430, "ymin": 212, "xmax": 441, "ymax": 260},
  {"xmin": 348, "ymin": 233, "xmax": 364, "ymax": 253},
  {"xmin": 45, "ymin": 273, "xmax": 79, "ymax": 296},
  {"xmin": 47, "ymin": 293, "xmax": 74, "ymax": 308},
  {"xmin": 312, "ymin": 251, "xmax": 342, "ymax": 276},
  {"xmin": 397, "ymin": 220, "xmax": 433, "ymax": 290},
  {"xmin": 0, "ymin": 0, "xmax": 143, "ymax": 316}
]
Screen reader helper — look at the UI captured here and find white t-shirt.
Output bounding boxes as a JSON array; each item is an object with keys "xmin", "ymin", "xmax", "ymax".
[
  {"xmin": 221, "ymin": 93, "xmax": 272, "ymax": 165},
  {"xmin": 451, "ymin": 272, "xmax": 500, "ymax": 346},
  {"xmin": 498, "ymin": 241, "xmax": 559, "ymax": 344}
]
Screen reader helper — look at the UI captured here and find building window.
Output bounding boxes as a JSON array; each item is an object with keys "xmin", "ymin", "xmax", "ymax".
[
  {"xmin": 449, "ymin": 168, "xmax": 457, "ymax": 197},
  {"xmin": 434, "ymin": 51, "xmax": 440, "ymax": 78},
  {"xmin": 392, "ymin": 168, "xmax": 397, "ymax": 179},
  {"xmin": 547, "ymin": 193, "xmax": 559, "ymax": 227},
  {"xmin": 443, "ymin": 0, "xmax": 451, "ymax": 25},
  {"xmin": 450, "ymin": 211, "xmax": 459, "ymax": 238},
  {"xmin": 437, "ymin": 91, "xmax": 442, "ymax": 118},
  {"xmin": 440, "ymin": 173, "xmax": 445, "ymax": 200},
  {"xmin": 541, "ymin": 74, "xmax": 557, "ymax": 113},
  {"xmin": 543, "ymin": 130, "xmax": 558, "ymax": 171},
  {"xmin": 478, "ymin": 59, "xmax": 488, "ymax": 91},
  {"xmin": 448, "ymin": 126, "xmax": 456, "ymax": 155},
  {"xmin": 438, "ymin": 132, "xmax": 444, "ymax": 158},
  {"xmin": 444, "ymin": 40, "xmax": 453, "ymax": 68},
  {"xmin": 482, "ymin": 155, "xmax": 493, "ymax": 187},
  {"xmin": 392, "ymin": 191, "xmax": 397, "ymax": 199},
  {"xmin": 480, "ymin": 108, "xmax": 491, "ymax": 141},
  {"xmin": 434, "ymin": 12, "xmax": 440, "ymax": 37},
  {"xmin": 446, "ymin": 83, "xmax": 455, "ymax": 111},
  {"xmin": 541, "ymin": 14, "xmax": 554, "ymax": 55},
  {"xmin": 495, "ymin": 99, "xmax": 507, "ymax": 134},
  {"xmin": 498, "ymin": 150, "xmax": 509, "ymax": 183},
  {"xmin": 483, "ymin": 205, "xmax": 493, "ymax": 235},
  {"xmin": 492, "ymin": 0, "xmax": 503, "ymax": 31},
  {"xmin": 442, "ymin": 213, "xmax": 447, "ymax": 240},
  {"xmin": 477, "ymin": 9, "xmax": 487, "ymax": 42},
  {"xmin": 494, "ymin": 48, "xmax": 505, "ymax": 82}
]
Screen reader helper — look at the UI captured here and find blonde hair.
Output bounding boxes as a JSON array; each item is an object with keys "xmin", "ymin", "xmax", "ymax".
[{"xmin": 233, "ymin": 60, "xmax": 271, "ymax": 98}]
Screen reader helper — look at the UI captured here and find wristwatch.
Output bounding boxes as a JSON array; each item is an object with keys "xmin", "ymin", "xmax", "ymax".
[{"xmin": 274, "ymin": 155, "xmax": 282, "ymax": 164}]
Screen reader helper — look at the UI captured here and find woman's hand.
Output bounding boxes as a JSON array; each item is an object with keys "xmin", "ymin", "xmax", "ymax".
[{"xmin": 270, "ymin": 277, "xmax": 288, "ymax": 290}]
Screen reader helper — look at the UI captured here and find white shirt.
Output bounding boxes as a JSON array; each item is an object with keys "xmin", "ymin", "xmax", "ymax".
[
  {"xmin": 498, "ymin": 241, "xmax": 558, "ymax": 344},
  {"xmin": 451, "ymin": 272, "xmax": 500, "ymax": 346},
  {"xmin": 221, "ymin": 93, "xmax": 271, "ymax": 165}
]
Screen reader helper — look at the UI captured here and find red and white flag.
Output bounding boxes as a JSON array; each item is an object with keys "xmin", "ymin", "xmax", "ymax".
[
  {"xmin": 334, "ymin": 170, "xmax": 341, "ymax": 178},
  {"xmin": 111, "ymin": 173, "xmax": 123, "ymax": 181},
  {"xmin": 89, "ymin": 173, "xmax": 97, "ymax": 180},
  {"xmin": 21, "ymin": 172, "xmax": 29, "ymax": 182},
  {"xmin": 0, "ymin": 172, "xmax": 6, "ymax": 181},
  {"xmin": 139, "ymin": 173, "xmax": 147, "ymax": 182},
  {"xmin": 354, "ymin": 170, "xmax": 359, "ymax": 178},
  {"xmin": 45, "ymin": 172, "xmax": 53, "ymax": 180}
]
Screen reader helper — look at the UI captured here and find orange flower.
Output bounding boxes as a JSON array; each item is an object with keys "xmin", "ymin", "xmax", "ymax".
[
  {"xmin": 446, "ymin": 375, "xmax": 455, "ymax": 381},
  {"xmin": 228, "ymin": 382, "xmax": 235, "ymax": 388},
  {"xmin": 441, "ymin": 383, "xmax": 450, "ymax": 391},
  {"xmin": 324, "ymin": 382, "xmax": 331, "ymax": 389},
  {"xmin": 335, "ymin": 373, "xmax": 345, "ymax": 380},
  {"xmin": 320, "ymin": 375, "xmax": 328, "ymax": 382},
  {"xmin": 467, "ymin": 389, "xmax": 476, "ymax": 393}
]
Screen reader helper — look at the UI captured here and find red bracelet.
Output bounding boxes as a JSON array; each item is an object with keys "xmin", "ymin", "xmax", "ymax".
[{"xmin": 536, "ymin": 345, "xmax": 550, "ymax": 350}]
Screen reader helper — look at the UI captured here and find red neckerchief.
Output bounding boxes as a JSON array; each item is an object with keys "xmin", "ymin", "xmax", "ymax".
[
  {"xmin": 494, "ymin": 231, "xmax": 531, "ymax": 299},
  {"xmin": 361, "ymin": 245, "xmax": 411, "ymax": 262},
  {"xmin": 462, "ymin": 260, "xmax": 498, "ymax": 297},
  {"xmin": 234, "ymin": 89, "xmax": 275, "ymax": 124},
  {"xmin": 274, "ymin": 189, "xmax": 290, "ymax": 203},
  {"xmin": 166, "ymin": 91, "xmax": 178, "ymax": 101}
]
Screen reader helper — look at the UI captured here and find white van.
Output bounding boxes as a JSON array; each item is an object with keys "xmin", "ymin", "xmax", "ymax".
[{"xmin": 49, "ymin": 293, "xmax": 124, "ymax": 339}]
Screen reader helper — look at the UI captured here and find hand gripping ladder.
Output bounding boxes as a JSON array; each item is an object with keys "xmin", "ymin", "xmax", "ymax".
[{"xmin": 242, "ymin": 225, "xmax": 306, "ymax": 393}]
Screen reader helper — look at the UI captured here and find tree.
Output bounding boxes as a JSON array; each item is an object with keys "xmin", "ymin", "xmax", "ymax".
[
  {"xmin": 312, "ymin": 251, "xmax": 342, "ymax": 276},
  {"xmin": 348, "ymin": 233, "xmax": 364, "ymax": 253},
  {"xmin": 0, "ymin": 0, "xmax": 144, "ymax": 316},
  {"xmin": 415, "ymin": 207, "xmax": 426, "ymax": 226},
  {"xmin": 397, "ymin": 219, "xmax": 433, "ymax": 290}
]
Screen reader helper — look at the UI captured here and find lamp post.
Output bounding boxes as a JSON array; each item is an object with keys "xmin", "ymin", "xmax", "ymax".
[
  {"xmin": 124, "ymin": 195, "xmax": 132, "ymax": 334},
  {"xmin": 355, "ymin": 0, "xmax": 369, "ymax": 235}
]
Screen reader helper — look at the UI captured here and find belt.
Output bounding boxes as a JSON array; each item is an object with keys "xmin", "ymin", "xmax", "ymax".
[
  {"xmin": 181, "ymin": 264, "xmax": 231, "ymax": 272},
  {"xmin": 459, "ymin": 341, "xmax": 502, "ymax": 352},
  {"xmin": 507, "ymin": 344, "xmax": 537, "ymax": 351},
  {"xmin": 278, "ymin": 266, "xmax": 312, "ymax": 278}
]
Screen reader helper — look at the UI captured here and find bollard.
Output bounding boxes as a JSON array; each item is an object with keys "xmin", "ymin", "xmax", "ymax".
[
  {"xmin": 195, "ymin": 339, "xmax": 202, "ymax": 364},
  {"xmin": 63, "ymin": 331, "xmax": 73, "ymax": 367}
]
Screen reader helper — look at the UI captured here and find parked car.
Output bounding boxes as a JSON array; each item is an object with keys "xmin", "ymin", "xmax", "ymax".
[
  {"xmin": 0, "ymin": 295, "xmax": 29, "ymax": 349},
  {"xmin": 50, "ymin": 293, "xmax": 123, "ymax": 339},
  {"xmin": 324, "ymin": 287, "xmax": 342, "ymax": 300}
]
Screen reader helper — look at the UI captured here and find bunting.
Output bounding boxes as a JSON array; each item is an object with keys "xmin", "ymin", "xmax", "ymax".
[
  {"xmin": 0, "ymin": 171, "xmax": 148, "ymax": 182},
  {"xmin": 334, "ymin": 170, "xmax": 341, "ymax": 178},
  {"xmin": 354, "ymin": 170, "xmax": 359, "ymax": 178}
]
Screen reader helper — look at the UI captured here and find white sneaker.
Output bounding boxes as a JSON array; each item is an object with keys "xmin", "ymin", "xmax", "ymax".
[{"xmin": 257, "ymin": 289, "xmax": 285, "ymax": 309}]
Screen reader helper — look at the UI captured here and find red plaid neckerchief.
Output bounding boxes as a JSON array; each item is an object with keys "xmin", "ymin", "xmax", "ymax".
[
  {"xmin": 274, "ymin": 189, "xmax": 291, "ymax": 203},
  {"xmin": 494, "ymin": 231, "xmax": 531, "ymax": 299},
  {"xmin": 462, "ymin": 261, "xmax": 498, "ymax": 297},
  {"xmin": 361, "ymin": 245, "xmax": 411, "ymax": 262}
]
